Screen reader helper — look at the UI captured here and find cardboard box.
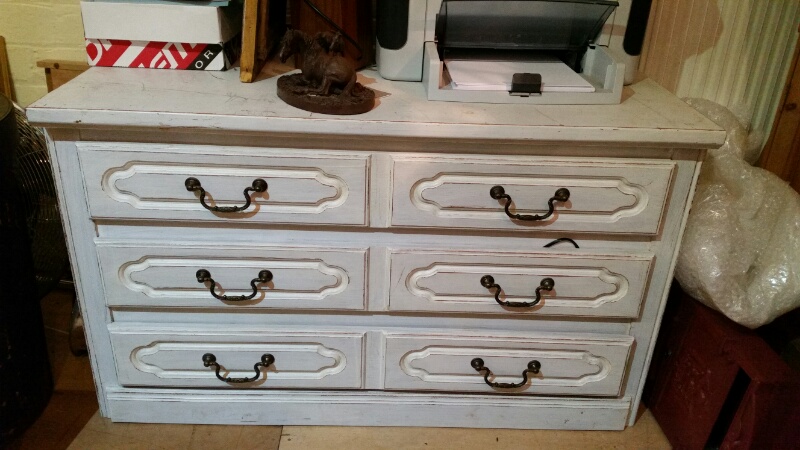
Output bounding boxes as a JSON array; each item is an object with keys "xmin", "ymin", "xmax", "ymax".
[
  {"xmin": 85, "ymin": 39, "xmax": 236, "ymax": 70},
  {"xmin": 80, "ymin": 1, "xmax": 242, "ymax": 44}
]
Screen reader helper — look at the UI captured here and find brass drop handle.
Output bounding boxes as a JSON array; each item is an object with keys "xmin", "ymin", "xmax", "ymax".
[
  {"xmin": 202, "ymin": 353, "xmax": 275, "ymax": 383},
  {"xmin": 490, "ymin": 185, "xmax": 569, "ymax": 221},
  {"xmin": 480, "ymin": 275, "xmax": 554, "ymax": 308},
  {"xmin": 471, "ymin": 358, "xmax": 541, "ymax": 389},
  {"xmin": 196, "ymin": 269, "xmax": 273, "ymax": 302},
  {"xmin": 185, "ymin": 177, "xmax": 268, "ymax": 213}
]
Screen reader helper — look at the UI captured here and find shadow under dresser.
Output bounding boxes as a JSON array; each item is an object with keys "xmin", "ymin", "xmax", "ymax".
[{"xmin": 26, "ymin": 68, "xmax": 725, "ymax": 430}]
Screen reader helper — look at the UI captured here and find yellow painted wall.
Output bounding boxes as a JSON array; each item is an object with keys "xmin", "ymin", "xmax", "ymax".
[{"xmin": 0, "ymin": 0, "xmax": 85, "ymax": 106}]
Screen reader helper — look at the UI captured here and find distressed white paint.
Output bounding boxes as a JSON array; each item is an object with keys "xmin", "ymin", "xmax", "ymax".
[
  {"xmin": 109, "ymin": 324, "xmax": 364, "ymax": 388},
  {"xmin": 389, "ymin": 248, "xmax": 654, "ymax": 318},
  {"xmin": 384, "ymin": 331, "xmax": 633, "ymax": 396},
  {"xmin": 391, "ymin": 154, "xmax": 676, "ymax": 234},
  {"xmin": 78, "ymin": 142, "xmax": 370, "ymax": 226},
  {"xmin": 95, "ymin": 242, "xmax": 368, "ymax": 310},
  {"xmin": 28, "ymin": 68, "xmax": 723, "ymax": 430},
  {"xmin": 26, "ymin": 68, "xmax": 725, "ymax": 147},
  {"xmin": 105, "ymin": 389, "xmax": 633, "ymax": 429}
]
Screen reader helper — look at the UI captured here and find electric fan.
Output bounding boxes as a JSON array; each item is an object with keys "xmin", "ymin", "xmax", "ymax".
[{"xmin": 13, "ymin": 104, "xmax": 70, "ymax": 298}]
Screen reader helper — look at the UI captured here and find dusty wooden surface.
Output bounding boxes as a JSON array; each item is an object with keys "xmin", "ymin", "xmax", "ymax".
[{"xmin": 28, "ymin": 67, "xmax": 725, "ymax": 147}]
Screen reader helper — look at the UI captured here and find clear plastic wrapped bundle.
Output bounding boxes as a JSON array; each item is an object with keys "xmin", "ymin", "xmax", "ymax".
[{"xmin": 675, "ymin": 98, "xmax": 800, "ymax": 329}]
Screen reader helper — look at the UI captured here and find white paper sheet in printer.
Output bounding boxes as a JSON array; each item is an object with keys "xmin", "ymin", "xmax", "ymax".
[{"xmin": 376, "ymin": 0, "xmax": 625, "ymax": 104}]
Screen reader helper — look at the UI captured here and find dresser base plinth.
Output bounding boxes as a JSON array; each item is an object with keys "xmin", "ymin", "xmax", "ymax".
[{"xmin": 104, "ymin": 389, "xmax": 631, "ymax": 430}]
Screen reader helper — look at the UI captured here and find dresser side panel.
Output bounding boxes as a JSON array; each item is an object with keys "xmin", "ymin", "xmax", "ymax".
[
  {"xmin": 45, "ymin": 133, "xmax": 117, "ymax": 414},
  {"xmin": 624, "ymin": 152, "xmax": 703, "ymax": 425}
]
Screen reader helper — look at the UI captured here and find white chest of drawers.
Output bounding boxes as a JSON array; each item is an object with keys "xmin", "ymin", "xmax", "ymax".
[{"xmin": 28, "ymin": 68, "xmax": 724, "ymax": 430}]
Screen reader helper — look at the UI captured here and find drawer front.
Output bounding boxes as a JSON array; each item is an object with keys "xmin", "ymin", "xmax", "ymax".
[
  {"xmin": 78, "ymin": 142, "xmax": 368, "ymax": 225},
  {"xmin": 384, "ymin": 332, "xmax": 633, "ymax": 396},
  {"xmin": 109, "ymin": 325, "xmax": 365, "ymax": 388},
  {"xmin": 97, "ymin": 243, "xmax": 367, "ymax": 310},
  {"xmin": 389, "ymin": 249, "xmax": 654, "ymax": 318},
  {"xmin": 391, "ymin": 155, "xmax": 675, "ymax": 234}
]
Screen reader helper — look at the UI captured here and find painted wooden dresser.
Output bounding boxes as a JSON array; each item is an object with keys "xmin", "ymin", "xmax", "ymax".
[{"xmin": 27, "ymin": 68, "xmax": 724, "ymax": 430}]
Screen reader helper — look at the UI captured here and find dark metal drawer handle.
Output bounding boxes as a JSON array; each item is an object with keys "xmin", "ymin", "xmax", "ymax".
[
  {"xmin": 490, "ymin": 185, "xmax": 569, "ymax": 221},
  {"xmin": 196, "ymin": 269, "xmax": 273, "ymax": 302},
  {"xmin": 185, "ymin": 177, "xmax": 268, "ymax": 213},
  {"xmin": 480, "ymin": 275, "xmax": 554, "ymax": 308},
  {"xmin": 471, "ymin": 358, "xmax": 541, "ymax": 389},
  {"xmin": 202, "ymin": 353, "xmax": 275, "ymax": 383}
]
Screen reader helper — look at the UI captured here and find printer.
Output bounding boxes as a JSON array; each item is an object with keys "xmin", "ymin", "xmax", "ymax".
[{"xmin": 376, "ymin": 0, "xmax": 629, "ymax": 104}]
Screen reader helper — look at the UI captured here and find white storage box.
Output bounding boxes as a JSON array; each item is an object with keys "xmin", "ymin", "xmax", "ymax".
[{"xmin": 80, "ymin": 0, "xmax": 242, "ymax": 44}]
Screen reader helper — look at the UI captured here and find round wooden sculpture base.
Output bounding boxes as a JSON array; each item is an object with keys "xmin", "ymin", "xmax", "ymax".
[{"xmin": 277, "ymin": 74, "xmax": 376, "ymax": 115}]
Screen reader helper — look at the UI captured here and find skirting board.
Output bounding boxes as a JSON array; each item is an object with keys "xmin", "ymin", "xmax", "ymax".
[{"xmin": 105, "ymin": 389, "xmax": 632, "ymax": 429}]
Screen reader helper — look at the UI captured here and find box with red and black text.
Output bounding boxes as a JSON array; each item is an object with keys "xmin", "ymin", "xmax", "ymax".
[
  {"xmin": 85, "ymin": 39, "xmax": 237, "ymax": 70},
  {"xmin": 80, "ymin": 0, "xmax": 242, "ymax": 70}
]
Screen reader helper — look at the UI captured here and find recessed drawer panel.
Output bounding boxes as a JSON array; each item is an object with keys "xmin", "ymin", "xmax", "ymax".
[
  {"xmin": 96, "ymin": 242, "xmax": 367, "ymax": 310},
  {"xmin": 389, "ymin": 249, "xmax": 654, "ymax": 318},
  {"xmin": 78, "ymin": 142, "xmax": 368, "ymax": 225},
  {"xmin": 109, "ymin": 324, "xmax": 364, "ymax": 389},
  {"xmin": 384, "ymin": 332, "xmax": 633, "ymax": 396},
  {"xmin": 391, "ymin": 155, "xmax": 675, "ymax": 234}
]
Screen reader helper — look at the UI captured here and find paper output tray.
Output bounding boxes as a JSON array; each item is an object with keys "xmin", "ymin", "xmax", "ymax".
[{"xmin": 422, "ymin": 42, "xmax": 624, "ymax": 105}]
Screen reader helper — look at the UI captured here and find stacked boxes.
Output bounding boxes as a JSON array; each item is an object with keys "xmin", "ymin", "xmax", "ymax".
[{"xmin": 80, "ymin": 0, "xmax": 242, "ymax": 70}]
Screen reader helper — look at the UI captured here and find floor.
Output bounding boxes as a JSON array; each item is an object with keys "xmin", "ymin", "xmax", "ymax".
[{"xmin": 10, "ymin": 290, "xmax": 672, "ymax": 450}]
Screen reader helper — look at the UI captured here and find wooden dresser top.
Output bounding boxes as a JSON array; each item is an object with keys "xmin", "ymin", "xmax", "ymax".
[{"xmin": 27, "ymin": 67, "xmax": 724, "ymax": 148}]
